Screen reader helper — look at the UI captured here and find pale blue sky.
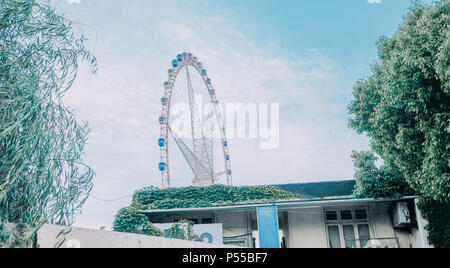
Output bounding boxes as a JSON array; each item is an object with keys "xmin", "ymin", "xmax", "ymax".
[{"xmin": 49, "ymin": 0, "xmax": 421, "ymax": 228}]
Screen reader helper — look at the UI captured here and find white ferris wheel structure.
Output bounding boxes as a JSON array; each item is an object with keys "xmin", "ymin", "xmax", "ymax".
[{"xmin": 158, "ymin": 52, "xmax": 232, "ymax": 188}]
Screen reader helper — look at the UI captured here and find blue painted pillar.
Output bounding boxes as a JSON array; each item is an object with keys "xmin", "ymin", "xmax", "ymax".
[{"xmin": 257, "ymin": 205, "xmax": 280, "ymax": 248}]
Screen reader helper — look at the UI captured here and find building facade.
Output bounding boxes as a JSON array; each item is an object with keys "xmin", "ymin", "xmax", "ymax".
[{"xmin": 142, "ymin": 196, "xmax": 432, "ymax": 248}]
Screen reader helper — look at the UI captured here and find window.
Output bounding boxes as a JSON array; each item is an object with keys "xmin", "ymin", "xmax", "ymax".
[
  {"xmin": 343, "ymin": 225, "xmax": 357, "ymax": 248},
  {"xmin": 355, "ymin": 210, "xmax": 368, "ymax": 220},
  {"xmin": 326, "ymin": 211, "xmax": 338, "ymax": 221},
  {"xmin": 201, "ymin": 218, "xmax": 213, "ymax": 224},
  {"xmin": 187, "ymin": 218, "xmax": 199, "ymax": 224},
  {"xmin": 327, "ymin": 226, "xmax": 341, "ymax": 248},
  {"xmin": 358, "ymin": 224, "xmax": 371, "ymax": 248},
  {"xmin": 325, "ymin": 208, "xmax": 371, "ymax": 248},
  {"xmin": 340, "ymin": 210, "xmax": 352, "ymax": 220}
]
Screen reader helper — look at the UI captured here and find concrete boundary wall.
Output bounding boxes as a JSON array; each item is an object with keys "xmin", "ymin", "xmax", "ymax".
[{"xmin": 4, "ymin": 223, "xmax": 236, "ymax": 248}]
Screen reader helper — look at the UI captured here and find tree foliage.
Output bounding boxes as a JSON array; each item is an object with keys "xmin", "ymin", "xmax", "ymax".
[
  {"xmin": 113, "ymin": 207, "xmax": 164, "ymax": 237},
  {"xmin": 349, "ymin": 1, "xmax": 450, "ymax": 248},
  {"xmin": 113, "ymin": 209, "xmax": 201, "ymax": 242},
  {"xmin": 165, "ymin": 220, "xmax": 201, "ymax": 242},
  {"xmin": 351, "ymin": 150, "xmax": 415, "ymax": 198},
  {"xmin": 0, "ymin": 0, "xmax": 96, "ymax": 246},
  {"xmin": 348, "ymin": 0, "xmax": 450, "ymax": 200},
  {"xmin": 417, "ymin": 197, "xmax": 450, "ymax": 248}
]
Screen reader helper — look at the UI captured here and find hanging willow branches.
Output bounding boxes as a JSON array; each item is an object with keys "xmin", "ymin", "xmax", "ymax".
[{"xmin": 0, "ymin": 0, "xmax": 97, "ymax": 247}]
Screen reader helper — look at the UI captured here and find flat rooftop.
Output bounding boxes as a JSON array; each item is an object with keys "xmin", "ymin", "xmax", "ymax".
[{"xmin": 139, "ymin": 196, "xmax": 418, "ymax": 214}]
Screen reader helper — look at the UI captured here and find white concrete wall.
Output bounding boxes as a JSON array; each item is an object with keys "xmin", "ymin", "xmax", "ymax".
[
  {"xmin": 369, "ymin": 201, "xmax": 433, "ymax": 248},
  {"xmin": 286, "ymin": 202, "xmax": 425, "ymax": 248},
  {"xmin": 215, "ymin": 211, "xmax": 248, "ymax": 239},
  {"xmin": 410, "ymin": 199, "xmax": 433, "ymax": 248},
  {"xmin": 287, "ymin": 208, "xmax": 327, "ymax": 248},
  {"xmin": 38, "ymin": 224, "xmax": 238, "ymax": 248},
  {"xmin": 4, "ymin": 223, "xmax": 237, "ymax": 248},
  {"xmin": 369, "ymin": 202, "xmax": 402, "ymax": 247},
  {"xmin": 148, "ymin": 210, "xmax": 253, "ymax": 247},
  {"xmin": 215, "ymin": 211, "xmax": 253, "ymax": 247}
]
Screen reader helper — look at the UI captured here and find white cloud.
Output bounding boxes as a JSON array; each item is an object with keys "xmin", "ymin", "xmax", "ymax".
[{"xmin": 367, "ymin": 0, "xmax": 382, "ymax": 4}]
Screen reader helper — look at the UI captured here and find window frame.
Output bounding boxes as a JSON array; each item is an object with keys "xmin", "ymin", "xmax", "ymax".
[
  {"xmin": 325, "ymin": 211, "xmax": 339, "ymax": 222},
  {"xmin": 324, "ymin": 207, "xmax": 373, "ymax": 248},
  {"xmin": 326, "ymin": 224, "xmax": 342, "ymax": 248},
  {"xmin": 201, "ymin": 217, "xmax": 214, "ymax": 224}
]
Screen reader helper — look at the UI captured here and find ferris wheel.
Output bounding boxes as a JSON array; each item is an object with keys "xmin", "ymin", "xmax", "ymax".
[{"xmin": 158, "ymin": 52, "xmax": 232, "ymax": 188}]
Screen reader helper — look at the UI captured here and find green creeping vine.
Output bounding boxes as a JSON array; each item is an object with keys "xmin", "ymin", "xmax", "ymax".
[
  {"xmin": 131, "ymin": 184, "xmax": 305, "ymax": 210},
  {"xmin": 113, "ymin": 185, "xmax": 305, "ymax": 240}
]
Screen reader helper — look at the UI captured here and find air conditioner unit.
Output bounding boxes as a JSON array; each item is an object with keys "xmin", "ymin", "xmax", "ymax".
[{"xmin": 393, "ymin": 202, "xmax": 411, "ymax": 228}]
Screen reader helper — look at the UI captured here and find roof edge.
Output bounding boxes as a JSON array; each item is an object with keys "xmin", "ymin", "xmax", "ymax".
[{"xmin": 139, "ymin": 196, "xmax": 419, "ymax": 214}]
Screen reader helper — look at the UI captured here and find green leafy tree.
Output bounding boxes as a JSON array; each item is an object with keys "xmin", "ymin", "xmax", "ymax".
[
  {"xmin": 349, "ymin": 1, "xmax": 450, "ymax": 248},
  {"xmin": 113, "ymin": 207, "xmax": 164, "ymax": 237},
  {"xmin": 165, "ymin": 220, "xmax": 201, "ymax": 242},
  {"xmin": 0, "ymin": 0, "xmax": 96, "ymax": 246},
  {"xmin": 417, "ymin": 197, "xmax": 450, "ymax": 248},
  {"xmin": 351, "ymin": 150, "xmax": 415, "ymax": 198},
  {"xmin": 348, "ymin": 1, "xmax": 450, "ymax": 201}
]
